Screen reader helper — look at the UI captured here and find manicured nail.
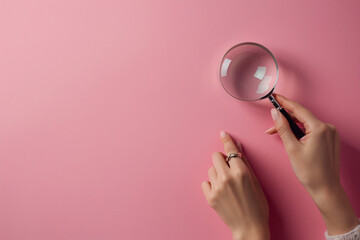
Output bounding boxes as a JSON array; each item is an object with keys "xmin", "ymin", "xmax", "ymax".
[
  {"xmin": 271, "ymin": 109, "xmax": 279, "ymax": 121},
  {"xmin": 265, "ymin": 127, "xmax": 274, "ymax": 134},
  {"xmin": 220, "ymin": 131, "xmax": 226, "ymax": 138}
]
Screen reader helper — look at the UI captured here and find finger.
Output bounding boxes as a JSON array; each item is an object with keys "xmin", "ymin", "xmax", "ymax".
[
  {"xmin": 220, "ymin": 131, "xmax": 239, "ymax": 155},
  {"xmin": 235, "ymin": 140, "xmax": 255, "ymax": 174},
  {"xmin": 234, "ymin": 141, "xmax": 262, "ymax": 189},
  {"xmin": 288, "ymin": 111, "xmax": 301, "ymax": 123},
  {"xmin": 208, "ymin": 166, "xmax": 217, "ymax": 186},
  {"xmin": 266, "ymin": 125, "xmax": 305, "ymax": 136},
  {"xmin": 212, "ymin": 151, "xmax": 230, "ymax": 176},
  {"xmin": 274, "ymin": 94, "xmax": 320, "ymax": 131},
  {"xmin": 265, "ymin": 126, "xmax": 277, "ymax": 135},
  {"xmin": 201, "ymin": 181, "xmax": 211, "ymax": 200},
  {"xmin": 271, "ymin": 108, "xmax": 301, "ymax": 151},
  {"xmin": 220, "ymin": 131, "xmax": 246, "ymax": 170},
  {"xmin": 235, "ymin": 140, "xmax": 243, "ymax": 152},
  {"xmin": 283, "ymin": 111, "xmax": 301, "ymax": 124},
  {"xmin": 235, "ymin": 140, "xmax": 251, "ymax": 168}
]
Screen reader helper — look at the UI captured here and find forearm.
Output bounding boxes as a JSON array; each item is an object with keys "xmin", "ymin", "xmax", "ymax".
[{"xmin": 309, "ymin": 184, "xmax": 358, "ymax": 236}]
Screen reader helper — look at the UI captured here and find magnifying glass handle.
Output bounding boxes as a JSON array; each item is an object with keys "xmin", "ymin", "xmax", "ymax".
[{"xmin": 269, "ymin": 95, "xmax": 305, "ymax": 139}]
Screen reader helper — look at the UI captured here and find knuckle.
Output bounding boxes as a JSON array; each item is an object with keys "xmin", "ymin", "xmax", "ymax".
[
  {"xmin": 290, "ymin": 101, "xmax": 299, "ymax": 109},
  {"xmin": 208, "ymin": 166, "xmax": 214, "ymax": 175},
  {"xmin": 316, "ymin": 123, "xmax": 328, "ymax": 134},
  {"xmin": 212, "ymin": 186, "xmax": 223, "ymax": 198},
  {"xmin": 208, "ymin": 194, "xmax": 219, "ymax": 207},
  {"xmin": 327, "ymin": 123, "xmax": 337, "ymax": 132},
  {"xmin": 276, "ymin": 125, "xmax": 288, "ymax": 137},
  {"xmin": 213, "ymin": 186, "xmax": 222, "ymax": 194},
  {"xmin": 222, "ymin": 136, "xmax": 231, "ymax": 144},
  {"xmin": 233, "ymin": 168, "xmax": 247, "ymax": 179},
  {"xmin": 220, "ymin": 174, "xmax": 231, "ymax": 184},
  {"xmin": 212, "ymin": 151, "xmax": 222, "ymax": 160}
]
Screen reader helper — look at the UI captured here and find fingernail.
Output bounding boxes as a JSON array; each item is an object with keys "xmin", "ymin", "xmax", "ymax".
[
  {"xmin": 265, "ymin": 127, "xmax": 274, "ymax": 134},
  {"xmin": 271, "ymin": 109, "xmax": 279, "ymax": 121},
  {"xmin": 220, "ymin": 131, "xmax": 226, "ymax": 138},
  {"xmin": 265, "ymin": 128, "xmax": 271, "ymax": 134}
]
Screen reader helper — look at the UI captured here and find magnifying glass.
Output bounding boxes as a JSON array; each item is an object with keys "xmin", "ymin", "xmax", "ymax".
[{"xmin": 219, "ymin": 42, "xmax": 305, "ymax": 139}]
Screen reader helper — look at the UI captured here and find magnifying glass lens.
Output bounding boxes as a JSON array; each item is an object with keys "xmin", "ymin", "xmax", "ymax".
[
  {"xmin": 219, "ymin": 42, "xmax": 305, "ymax": 139},
  {"xmin": 220, "ymin": 44, "xmax": 278, "ymax": 101}
]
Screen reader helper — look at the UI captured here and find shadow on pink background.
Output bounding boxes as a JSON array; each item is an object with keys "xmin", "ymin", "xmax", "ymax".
[{"xmin": 0, "ymin": 1, "xmax": 360, "ymax": 239}]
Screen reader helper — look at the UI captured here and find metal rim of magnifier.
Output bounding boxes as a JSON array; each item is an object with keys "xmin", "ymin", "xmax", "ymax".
[{"xmin": 219, "ymin": 42, "xmax": 279, "ymax": 101}]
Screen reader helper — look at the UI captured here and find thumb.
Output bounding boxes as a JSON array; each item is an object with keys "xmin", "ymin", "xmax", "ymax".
[{"xmin": 271, "ymin": 108, "xmax": 299, "ymax": 152}]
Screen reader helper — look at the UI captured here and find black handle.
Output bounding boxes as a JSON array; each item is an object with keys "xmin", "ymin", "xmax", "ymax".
[{"xmin": 279, "ymin": 108, "xmax": 305, "ymax": 139}]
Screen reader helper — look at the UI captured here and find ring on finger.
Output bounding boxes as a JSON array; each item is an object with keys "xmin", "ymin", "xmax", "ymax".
[{"xmin": 225, "ymin": 153, "xmax": 242, "ymax": 163}]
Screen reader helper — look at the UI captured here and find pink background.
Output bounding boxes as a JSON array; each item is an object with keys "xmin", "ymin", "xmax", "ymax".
[{"xmin": 0, "ymin": 1, "xmax": 360, "ymax": 239}]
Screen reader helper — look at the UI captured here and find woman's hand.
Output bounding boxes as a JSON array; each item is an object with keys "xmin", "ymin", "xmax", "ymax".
[
  {"xmin": 201, "ymin": 131, "xmax": 270, "ymax": 240},
  {"xmin": 266, "ymin": 94, "xmax": 358, "ymax": 236}
]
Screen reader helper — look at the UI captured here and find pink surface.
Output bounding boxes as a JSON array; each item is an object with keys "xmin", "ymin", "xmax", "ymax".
[{"xmin": 0, "ymin": 1, "xmax": 360, "ymax": 239}]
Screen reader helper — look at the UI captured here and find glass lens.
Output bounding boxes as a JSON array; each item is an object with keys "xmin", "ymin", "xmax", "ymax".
[{"xmin": 219, "ymin": 43, "xmax": 278, "ymax": 101}]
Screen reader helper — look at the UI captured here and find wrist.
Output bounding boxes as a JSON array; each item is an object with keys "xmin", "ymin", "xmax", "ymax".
[
  {"xmin": 232, "ymin": 225, "xmax": 270, "ymax": 240},
  {"xmin": 309, "ymin": 184, "xmax": 358, "ymax": 235},
  {"xmin": 306, "ymin": 182, "xmax": 342, "ymax": 205}
]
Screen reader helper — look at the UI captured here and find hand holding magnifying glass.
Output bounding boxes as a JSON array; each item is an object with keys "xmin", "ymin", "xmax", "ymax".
[{"xmin": 219, "ymin": 42, "xmax": 305, "ymax": 139}]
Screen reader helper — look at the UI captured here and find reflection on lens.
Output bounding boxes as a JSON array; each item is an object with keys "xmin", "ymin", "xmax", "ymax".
[{"xmin": 221, "ymin": 58, "xmax": 232, "ymax": 77}]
